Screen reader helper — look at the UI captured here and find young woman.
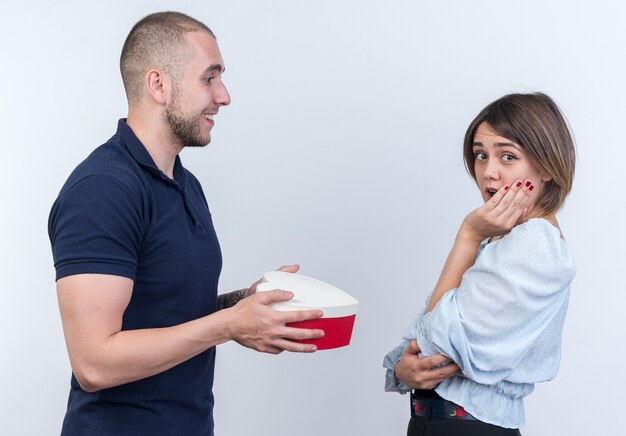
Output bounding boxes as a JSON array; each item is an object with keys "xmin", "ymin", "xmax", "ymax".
[{"xmin": 384, "ymin": 93, "xmax": 576, "ymax": 436}]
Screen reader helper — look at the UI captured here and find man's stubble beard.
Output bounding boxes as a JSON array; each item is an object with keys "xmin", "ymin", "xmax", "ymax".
[{"xmin": 164, "ymin": 83, "xmax": 209, "ymax": 148}]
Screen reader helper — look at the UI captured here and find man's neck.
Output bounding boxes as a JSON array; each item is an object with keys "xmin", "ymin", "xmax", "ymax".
[{"xmin": 126, "ymin": 111, "xmax": 182, "ymax": 179}]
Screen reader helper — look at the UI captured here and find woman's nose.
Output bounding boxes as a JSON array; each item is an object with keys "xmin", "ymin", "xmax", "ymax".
[{"xmin": 483, "ymin": 159, "xmax": 500, "ymax": 180}]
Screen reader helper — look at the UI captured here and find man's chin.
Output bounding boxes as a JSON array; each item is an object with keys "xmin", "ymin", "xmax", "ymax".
[{"xmin": 184, "ymin": 136, "xmax": 211, "ymax": 148}]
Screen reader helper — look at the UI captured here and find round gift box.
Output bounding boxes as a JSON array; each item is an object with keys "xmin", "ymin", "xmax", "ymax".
[{"xmin": 256, "ymin": 271, "xmax": 358, "ymax": 350}]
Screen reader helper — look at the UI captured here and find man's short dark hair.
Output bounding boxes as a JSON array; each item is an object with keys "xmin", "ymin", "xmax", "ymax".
[{"xmin": 120, "ymin": 11, "xmax": 215, "ymax": 105}]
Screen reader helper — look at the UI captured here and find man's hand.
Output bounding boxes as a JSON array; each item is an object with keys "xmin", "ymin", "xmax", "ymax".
[
  {"xmin": 225, "ymin": 289, "xmax": 324, "ymax": 354},
  {"xmin": 395, "ymin": 340, "xmax": 459, "ymax": 390},
  {"xmin": 218, "ymin": 265, "xmax": 300, "ymax": 310},
  {"xmin": 244, "ymin": 264, "xmax": 300, "ymax": 298}
]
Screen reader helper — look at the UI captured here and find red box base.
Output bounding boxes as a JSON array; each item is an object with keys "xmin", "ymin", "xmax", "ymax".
[{"xmin": 287, "ymin": 314, "xmax": 356, "ymax": 350}]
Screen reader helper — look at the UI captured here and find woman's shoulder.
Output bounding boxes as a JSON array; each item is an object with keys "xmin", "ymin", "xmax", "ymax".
[
  {"xmin": 489, "ymin": 217, "xmax": 565, "ymax": 249},
  {"xmin": 510, "ymin": 217, "xmax": 563, "ymax": 240},
  {"xmin": 482, "ymin": 218, "xmax": 576, "ymax": 281}
]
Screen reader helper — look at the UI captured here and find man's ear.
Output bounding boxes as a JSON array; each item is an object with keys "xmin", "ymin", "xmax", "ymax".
[{"xmin": 145, "ymin": 69, "xmax": 169, "ymax": 105}]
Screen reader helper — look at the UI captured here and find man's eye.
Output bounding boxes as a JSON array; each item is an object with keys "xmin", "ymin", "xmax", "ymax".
[{"xmin": 205, "ymin": 76, "xmax": 215, "ymax": 84}]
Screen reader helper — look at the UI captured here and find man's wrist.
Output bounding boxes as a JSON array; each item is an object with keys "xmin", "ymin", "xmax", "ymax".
[{"xmin": 217, "ymin": 289, "xmax": 247, "ymax": 310}]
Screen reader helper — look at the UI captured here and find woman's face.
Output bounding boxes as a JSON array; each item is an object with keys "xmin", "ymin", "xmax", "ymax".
[{"xmin": 472, "ymin": 122, "xmax": 547, "ymax": 213}]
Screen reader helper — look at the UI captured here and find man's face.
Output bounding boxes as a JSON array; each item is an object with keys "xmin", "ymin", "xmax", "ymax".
[{"xmin": 164, "ymin": 31, "xmax": 231, "ymax": 148}]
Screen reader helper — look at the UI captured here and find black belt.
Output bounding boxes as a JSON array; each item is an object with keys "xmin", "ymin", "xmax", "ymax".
[{"xmin": 410, "ymin": 390, "xmax": 477, "ymax": 421}]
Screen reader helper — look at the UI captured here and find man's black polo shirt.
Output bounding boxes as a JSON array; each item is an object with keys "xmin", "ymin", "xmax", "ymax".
[{"xmin": 49, "ymin": 119, "xmax": 222, "ymax": 435}]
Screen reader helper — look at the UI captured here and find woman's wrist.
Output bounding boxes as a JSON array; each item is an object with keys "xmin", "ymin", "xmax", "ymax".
[
  {"xmin": 457, "ymin": 222, "xmax": 485, "ymax": 245},
  {"xmin": 394, "ymin": 360, "xmax": 408, "ymax": 387}
]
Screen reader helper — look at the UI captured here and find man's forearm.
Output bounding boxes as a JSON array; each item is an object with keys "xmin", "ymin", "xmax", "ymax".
[
  {"xmin": 217, "ymin": 289, "xmax": 247, "ymax": 310},
  {"xmin": 71, "ymin": 309, "xmax": 236, "ymax": 393}
]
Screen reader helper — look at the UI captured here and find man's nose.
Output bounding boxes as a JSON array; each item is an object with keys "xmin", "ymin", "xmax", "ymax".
[{"xmin": 216, "ymin": 81, "xmax": 231, "ymax": 106}]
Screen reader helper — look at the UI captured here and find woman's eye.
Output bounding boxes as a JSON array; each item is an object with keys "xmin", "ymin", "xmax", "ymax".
[
  {"xmin": 502, "ymin": 154, "xmax": 517, "ymax": 162},
  {"xmin": 475, "ymin": 152, "xmax": 487, "ymax": 161}
]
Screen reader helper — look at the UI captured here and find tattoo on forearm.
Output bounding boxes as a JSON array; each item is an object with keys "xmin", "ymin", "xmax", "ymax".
[{"xmin": 217, "ymin": 289, "xmax": 247, "ymax": 310}]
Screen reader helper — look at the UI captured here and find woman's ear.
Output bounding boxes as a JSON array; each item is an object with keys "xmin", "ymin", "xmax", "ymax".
[{"xmin": 541, "ymin": 174, "xmax": 552, "ymax": 182}]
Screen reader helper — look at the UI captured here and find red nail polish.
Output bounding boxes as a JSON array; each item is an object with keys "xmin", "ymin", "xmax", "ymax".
[
  {"xmin": 529, "ymin": 185, "xmax": 534, "ymax": 191},
  {"xmin": 525, "ymin": 181, "xmax": 531, "ymax": 187},
  {"xmin": 504, "ymin": 185, "xmax": 510, "ymax": 191},
  {"xmin": 516, "ymin": 181, "xmax": 522, "ymax": 187}
]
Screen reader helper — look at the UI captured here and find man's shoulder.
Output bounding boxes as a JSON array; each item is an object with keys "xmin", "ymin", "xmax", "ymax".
[{"xmin": 61, "ymin": 135, "xmax": 147, "ymax": 197}]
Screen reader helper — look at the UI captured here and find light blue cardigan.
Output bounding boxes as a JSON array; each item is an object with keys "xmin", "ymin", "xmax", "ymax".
[{"xmin": 384, "ymin": 218, "xmax": 576, "ymax": 428}]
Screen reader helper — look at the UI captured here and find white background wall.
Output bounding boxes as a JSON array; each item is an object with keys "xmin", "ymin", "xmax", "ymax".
[{"xmin": 1, "ymin": 0, "xmax": 624, "ymax": 435}]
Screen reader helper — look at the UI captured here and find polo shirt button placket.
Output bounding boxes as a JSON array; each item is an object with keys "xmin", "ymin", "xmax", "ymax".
[{"xmin": 177, "ymin": 189, "xmax": 205, "ymax": 234}]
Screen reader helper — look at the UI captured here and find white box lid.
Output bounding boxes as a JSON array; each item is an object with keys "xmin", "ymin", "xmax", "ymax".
[{"xmin": 256, "ymin": 271, "xmax": 358, "ymax": 318}]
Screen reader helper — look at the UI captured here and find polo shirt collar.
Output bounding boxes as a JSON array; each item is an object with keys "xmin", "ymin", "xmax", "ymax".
[{"xmin": 117, "ymin": 119, "xmax": 187, "ymax": 189}]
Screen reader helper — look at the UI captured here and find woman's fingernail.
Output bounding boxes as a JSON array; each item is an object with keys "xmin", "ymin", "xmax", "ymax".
[
  {"xmin": 529, "ymin": 185, "xmax": 534, "ymax": 191},
  {"xmin": 525, "ymin": 180, "xmax": 531, "ymax": 187},
  {"xmin": 504, "ymin": 185, "xmax": 510, "ymax": 191},
  {"xmin": 515, "ymin": 181, "xmax": 522, "ymax": 187}
]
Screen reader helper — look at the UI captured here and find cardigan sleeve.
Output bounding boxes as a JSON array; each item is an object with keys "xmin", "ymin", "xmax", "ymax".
[
  {"xmin": 413, "ymin": 219, "xmax": 575, "ymax": 386},
  {"xmin": 383, "ymin": 310, "xmax": 428, "ymax": 393},
  {"xmin": 382, "ymin": 339, "xmax": 411, "ymax": 393}
]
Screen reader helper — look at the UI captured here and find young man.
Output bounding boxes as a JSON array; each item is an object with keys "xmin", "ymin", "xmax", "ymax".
[{"xmin": 48, "ymin": 12, "xmax": 324, "ymax": 435}]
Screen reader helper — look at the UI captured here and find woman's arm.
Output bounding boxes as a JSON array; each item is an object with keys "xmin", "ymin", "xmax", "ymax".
[
  {"xmin": 393, "ymin": 340, "xmax": 460, "ymax": 390},
  {"xmin": 425, "ymin": 179, "xmax": 532, "ymax": 312},
  {"xmin": 415, "ymin": 218, "xmax": 575, "ymax": 385},
  {"xmin": 384, "ymin": 180, "xmax": 535, "ymax": 389}
]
